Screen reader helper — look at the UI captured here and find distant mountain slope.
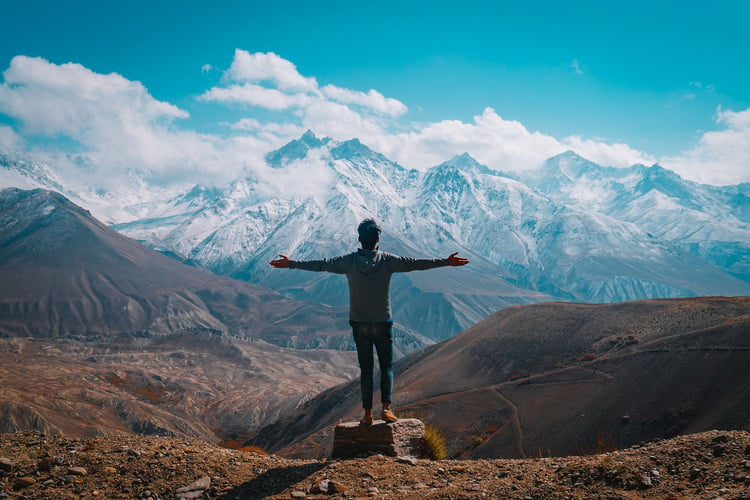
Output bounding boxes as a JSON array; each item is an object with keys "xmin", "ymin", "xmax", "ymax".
[
  {"xmin": 0, "ymin": 187, "xmax": 350, "ymax": 348},
  {"xmin": 523, "ymin": 151, "xmax": 750, "ymax": 281},
  {"xmin": 251, "ymin": 296, "xmax": 750, "ymax": 459}
]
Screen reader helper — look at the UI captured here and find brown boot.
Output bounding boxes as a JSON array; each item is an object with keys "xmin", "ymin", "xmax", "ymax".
[{"xmin": 381, "ymin": 409, "xmax": 398, "ymax": 423}]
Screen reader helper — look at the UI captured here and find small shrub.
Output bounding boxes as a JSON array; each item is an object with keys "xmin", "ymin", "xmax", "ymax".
[
  {"xmin": 218, "ymin": 436, "xmax": 267, "ymax": 455},
  {"xmin": 423, "ymin": 423, "xmax": 448, "ymax": 460}
]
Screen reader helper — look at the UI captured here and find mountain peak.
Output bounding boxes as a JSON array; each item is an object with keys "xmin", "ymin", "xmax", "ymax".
[
  {"xmin": 0, "ymin": 187, "xmax": 128, "ymax": 265},
  {"xmin": 447, "ymin": 152, "xmax": 480, "ymax": 168},
  {"xmin": 330, "ymin": 138, "xmax": 388, "ymax": 163},
  {"xmin": 436, "ymin": 153, "xmax": 495, "ymax": 175},
  {"xmin": 636, "ymin": 164, "xmax": 696, "ymax": 203},
  {"xmin": 533, "ymin": 151, "xmax": 604, "ymax": 188},
  {"xmin": 0, "ymin": 187, "xmax": 90, "ymax": 224},
  {"xmin": 299, "ymin": 129, "xmax": 323, "ymax": 146},
  {"xmin": 556, "ymin": 150, "xmax": 586, "ymax": 161},
  {"xmin": 544, "ymin": 150, "xmax": 593, "ymax": 171},
  {"xmin": 264, "ymin": 131, "xmax": 329, "ymax": 168}
]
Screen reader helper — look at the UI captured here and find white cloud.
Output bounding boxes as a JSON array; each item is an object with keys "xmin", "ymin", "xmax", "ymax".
[
  {"xmin": 571, "ymin": 59, "xmax": 583, "ymax": 76},
  {"xmin": 370, "ymin": 108, "xmax": 653, "ymax": 173},
  {"xmin": 0, "ymin": 124, "xmax": 23, "ymax": 150},
  {"xmin": 0, "ymin": 55, "xmax": 186, "ymax": 142},
  {"xmin": 301, "ymin": 99, "xmax": 389, "ymax": 144},
  {"xmin": 227, "ymin": 49, "xmax": 318, "ymax": 92},
  {"xmin": 718, "ymin": 106, "xmax": 750, "ymax": 128},
  {"xmin": 200, "ymin": 83, "xmax": 313, "ymax": 110},
  {"xmin": 201, "ymin": 50, "xmax": 408, "ymax": 135},
  {"xmin": 225, "ymin": 118, "xmax": 302, "ymax": 135},
  {"xmin": 382, "ymin": 108, "xmax": 562, "ymax": 171},
  {"xmin": 0, "ymin": 56, "xmax": 188, "ymax": 138},
  {"xmin": 561, "ymin": 135, "xmax": 656, "ymax": 168},
  {"xmin": 661, "ymin": 106, "xmax": 750, "ymax": 185},
  {"xmin": 0, "ymin": 56, "xmax": 275, "ymax": 188},
  {"xmin": 321, "ymin": 85, "xmax": 407, "ymax": 117},
  {"xmin": 254, "ymin": 147, "xmax": 336, "ymax": 199}
]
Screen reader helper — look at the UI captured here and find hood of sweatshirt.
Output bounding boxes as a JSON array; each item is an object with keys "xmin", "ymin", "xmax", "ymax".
[{"xmin": 355, "ymin": 249, "xmax": 383, "ymax": 274}]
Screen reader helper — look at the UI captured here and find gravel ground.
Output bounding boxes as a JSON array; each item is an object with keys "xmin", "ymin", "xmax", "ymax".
[{"xmin": 1, "ymin": 429, "xmax": 749, "ymax": 499}]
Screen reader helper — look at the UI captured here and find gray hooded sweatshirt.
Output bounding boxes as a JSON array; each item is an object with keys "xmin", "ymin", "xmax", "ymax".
[{"xmin": 289, "ymin": 249, "xmax": 450, "ymax": 322}]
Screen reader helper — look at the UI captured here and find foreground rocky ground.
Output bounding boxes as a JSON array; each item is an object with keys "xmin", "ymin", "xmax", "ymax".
[{"xmin": 1, "ymin": 429, "xmax": 749, "ymax": 499}]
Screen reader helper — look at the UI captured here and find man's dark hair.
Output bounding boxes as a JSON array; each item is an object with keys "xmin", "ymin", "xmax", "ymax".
[{"xmin": 358, "ymin": 218, "xmax": 381, "ymax": 250}]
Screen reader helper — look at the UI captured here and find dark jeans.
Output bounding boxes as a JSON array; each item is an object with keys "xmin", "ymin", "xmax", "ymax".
[{"xmin": 350, "ymin": 321, "xmax": 393, "ymax": 410}]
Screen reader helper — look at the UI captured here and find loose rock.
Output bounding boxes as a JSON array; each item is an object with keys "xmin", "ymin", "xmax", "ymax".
[
  {"xmin": 68, "ymin": 466, "xmax": 88, "ymax": 476},
  {"xmin": 13, "ymin": 477, "xmax": 37, "ymax": 490},
  {"xmin": 175, "ymin": 475, "xmax": 211, "ymax": 500}
]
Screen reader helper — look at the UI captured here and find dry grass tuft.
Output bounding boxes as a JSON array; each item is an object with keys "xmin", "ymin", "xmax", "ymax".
[{"xmin": 423, "ymin": 423, "xmax": 448, "ymax": 460}]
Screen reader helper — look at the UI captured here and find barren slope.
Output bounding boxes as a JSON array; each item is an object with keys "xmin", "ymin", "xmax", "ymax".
[
  {"xmin": 0, "ymin": 335, "xmax": 357, "ymax": 441},
  {"xmin": 252, "ymin": 297, "xmax": 750, "ymax": 459},
  {"xmin": 0, "ymin": 187, "xmax": 349, "ymax": 348}
]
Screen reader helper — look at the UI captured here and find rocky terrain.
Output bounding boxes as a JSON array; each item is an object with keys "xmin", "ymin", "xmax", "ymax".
[{"xmin": 1, "ymin": 429, "xmax": 750, "ymax": 499}]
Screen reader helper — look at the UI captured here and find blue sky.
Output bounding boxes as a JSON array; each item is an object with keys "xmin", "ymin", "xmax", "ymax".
[{"xmin": 1, "ymin": 0, "xmax": 749, "ymax": 185}]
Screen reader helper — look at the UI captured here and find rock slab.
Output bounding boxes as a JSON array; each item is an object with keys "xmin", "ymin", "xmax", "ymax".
[{"xmin": 332, "ymin": 418, "xmax": 425, "ymax": 458}]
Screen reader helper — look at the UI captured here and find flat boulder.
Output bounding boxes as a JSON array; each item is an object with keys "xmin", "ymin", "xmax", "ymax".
[{"xmin": 332, "ymin": 418, "xmax": 425, "ymax": 458}]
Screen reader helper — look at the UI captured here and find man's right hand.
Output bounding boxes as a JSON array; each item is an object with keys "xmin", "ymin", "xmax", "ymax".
[{"xmin": 270, "ymin": 254, "xmax": 290, "ymax": 268}]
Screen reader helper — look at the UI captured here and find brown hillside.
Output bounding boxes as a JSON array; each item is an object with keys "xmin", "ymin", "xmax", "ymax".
[
  {"xmin": 0, "ymin": 335, "xmax": 357, "ymax": 441},
  {"xmin": 0, "ymin": 187, "xmax": 349, "ymax": 348},
  {"xmin": 252, "ymin": 297, "xmax": 750, "ymax": 459}
]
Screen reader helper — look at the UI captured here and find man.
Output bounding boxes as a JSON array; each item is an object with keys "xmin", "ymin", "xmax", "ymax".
[{"xmin": 269, "ymin": 218, "xmax": 469, "ymax": 426}]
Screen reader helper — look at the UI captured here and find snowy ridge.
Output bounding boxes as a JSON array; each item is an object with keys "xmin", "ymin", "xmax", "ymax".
[
  {"xmin": 1, "ymin": 133, "xmax": 749, "ymax": 346},
  {"xmin": 524, "ymin": 152, "xmax": 750, "ymax": 281}
]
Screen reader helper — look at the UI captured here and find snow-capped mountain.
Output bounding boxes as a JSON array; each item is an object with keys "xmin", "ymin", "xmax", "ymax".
[
  {"xmin": 521, "ymin": 151, "xmax": 750, "ymax": 281},
  {"xmin": 2, "ymin": 133, "xmax": 748, "ymax": 345},
  {"xmin": 114, "ymin": 136, "xmax": 550, "ymax": 344},
  {"xmin": 0, "ymin": 150, "xmax": 191, "ymax": 224}
]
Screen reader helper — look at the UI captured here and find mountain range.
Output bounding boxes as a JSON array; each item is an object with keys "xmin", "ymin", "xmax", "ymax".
[
  {"xmin": 2, "ymin": 133, "xmax": 749, "ymax": 350},
  {"xmin": 0, "ymin": 185, "xmax": 747, "ymax": 459},
  {"xmin": 520, "ymin": 152, "xmax": 750, "ymax": 282}
]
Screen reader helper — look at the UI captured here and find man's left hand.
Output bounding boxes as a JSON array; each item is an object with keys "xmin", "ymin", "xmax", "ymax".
[{"xmin": 448, "ymin": 252, "xmax": 469, "ymax": 266}]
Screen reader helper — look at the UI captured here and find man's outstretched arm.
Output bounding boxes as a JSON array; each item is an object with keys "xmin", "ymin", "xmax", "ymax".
[
  {"xmin": 388, "ymin": 251, "xmax": 470, "ymax": 272},
  {"xmin": 269, "ymin": 254, "xmax": 349, "ymax": 274}
]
